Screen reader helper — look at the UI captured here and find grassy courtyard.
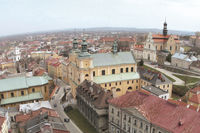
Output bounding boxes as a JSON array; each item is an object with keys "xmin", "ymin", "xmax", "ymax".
[
  {"xmin": 173, "ymin": 74, "xmax": 200, "ymax": 84},
  {"xmin": 65, "ymin": 108, "xmax": 98, "ymax": 133}
]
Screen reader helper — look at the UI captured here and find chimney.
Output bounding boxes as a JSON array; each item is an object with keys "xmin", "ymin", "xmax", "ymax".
[
  {"xmin": 197, "ymin": 107, "xmax": 200, "ymax": 112},
  {"xmin": 178, "ymin": 119, "xmax": 184, "ymax": 126}
]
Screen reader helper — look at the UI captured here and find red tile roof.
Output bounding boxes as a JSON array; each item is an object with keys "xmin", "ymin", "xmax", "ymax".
[
  {"xmin": 119, "ymin": 37, "xmax": 136, "ymax": 42},
  {"xmin": 152, "ymin": 34, "xmax": 179, "ymax": 44},
  {"xmin": 189, "ymin": 94, "xmax": 200, "ymax": 104},
  {"xmin": 100, "ymin": 37, "xmax": 115, "ymax": 42},
  {"xmin": 134, "ymin": 44, "xmax": 144, "ymax": 51},
  {"xmin": 153, "ymin": 39, "xmax": 168, "ymax": 43},
  {"xmin": 109, "ymin": 90, "xmax": 200, "ymax": 133},
  {"xmin": 190, "ymin": 86, "xmax": 200, "ymax": 93},
  {"xmin": 16, "ymin": 107, "xmax": 59, "ymax": 123}
]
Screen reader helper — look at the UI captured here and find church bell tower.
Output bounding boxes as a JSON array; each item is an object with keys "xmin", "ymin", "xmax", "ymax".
[{"xmin": 163, "ymin": 19, "xmax": 168, "ymax": 36}]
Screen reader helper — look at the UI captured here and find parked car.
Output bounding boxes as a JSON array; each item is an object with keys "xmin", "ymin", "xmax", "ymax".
[{"xmin": 64, "ymin": 118, "xmax": 70, "ymax": 122}]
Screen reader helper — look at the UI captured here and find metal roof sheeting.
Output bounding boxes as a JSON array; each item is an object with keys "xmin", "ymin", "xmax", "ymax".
[
  {"xmin": 0, "ymin": 92, "xmax": 43, "ymax": 105},
  {"xmin": 91, "ymin": 52, "xmax": 136, "ymax": 67},
  {"xmin": 0, "ymin": 76, "xmax": 48, "ymax": 92}
]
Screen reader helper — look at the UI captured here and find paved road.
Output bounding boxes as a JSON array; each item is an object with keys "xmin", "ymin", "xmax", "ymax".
[{"xmin": 50, "ymin": 79, "xmax": 82, "ymax": 133}]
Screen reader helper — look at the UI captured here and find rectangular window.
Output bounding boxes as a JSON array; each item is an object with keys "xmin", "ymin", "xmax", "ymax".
[
  {"xmin": 131, "ymin": 67, "xmax": 134, "ymax": 72},
  {"xmin": 93, "ymin": 71, "xmax": 95, "ymax": 77},
  {"xmin": 1, "ymin": 94, "xmax": 4, "ymax": 99},
  {"xmin": 132, "ymin": 80, "xmax": 134, "ymax": 83},
  {"xmin": 120, "ymin": 82, "xmax": 121, "ymax": 85},
  {"xmin": 146, "ymin": 125, "xmax": 148, "ymax": 131},
  {"xmin": 124, "ymin": 114, "xmax": 126, "ymax": 120},
  {"xmin": 11, "ymin": 92, "xmax": 14, "ymax": 97},
  {"xmin": 111, "ymin": 108, "xmax": 114, "ymax": 113},
  {"xmin": 115, "ymin": 82, "xmax": 117, "ymax": 86},
  {"xmin": 32, "ymin": 88, "xmax": 35, "ymax": 92},
  {"xmin": 128, "ymin": 117, "xmax": 131, "ymax": 123},
  {"xmin": 136, "ymin": 86, "xmax": 138, "ymax": 89},
  {"xmin": 127, "ymin": 81, "xmax": 129, "ymax": 84},
  {"xmin": 140, "ymin": 122, "xmax": 143, "ymax": 128},
  {"xmin": 134, "ymin": 119, "xmax": 137, "ymax": 125},
  {"xmin": 45, "ymin": 86, "xmax": 47, "ymax": 93},
  {"xmin": 109, "ymin": 83, "xmax": 111, "ymax": 87},
  {"xmin": 136, "ymin": 80, "xmax": 138, "ymax": 83},
  {"xmin": 112, "ymin": 69, "xmax": 115, "ymax": 74},
  {"xmin": 105, "ymin": 84, "xmax": 107, "ymax": 87},
  {"xmin": 170, "ymin": 46, "xmax": 172, "ymax": 50},
  {"xmin": 126, "ymin": 67, "xmax": 128, "ymax": 72},
  {"xmin": 163, "ymin": 85, "xmax": 165, "ymax": 88},
  {"xmin": 102, "ymin": 70, "xmax": 105, "ymax": 75},
  {"xmin": 120, "ymin": 68, "xmax": 123, "ymax": 73},
  {"xmin": 21, "ymin": 91, "xmax": 24, "ymax": 96}
]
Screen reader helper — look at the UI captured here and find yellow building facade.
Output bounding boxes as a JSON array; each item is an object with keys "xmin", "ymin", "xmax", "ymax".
[
  {"xmin": 67, "ymin": 39, "xmax": 140, "ymax": 97},
  {"xmin": 31, "ymin": 51, "xmax": 52, "ymax": 59},
  {"xmin": 48, "ymin": 61, "xmax": 62, "ymax": 79},
  {"xmin": 0, "ymin": 61, "xmax": 15, "ymax": 70},
  {"xmin": 0, "ymin": 76, "xmax": 50, "ymax": 108}
]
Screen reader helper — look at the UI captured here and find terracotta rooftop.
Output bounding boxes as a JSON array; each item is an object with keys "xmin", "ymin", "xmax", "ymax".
[
  {"xmin": 190, "ymin": 85, "xmax": 200, "ymax": 93},
  {"xmin": 152, "ymin": 34, "xmax": 179, "ymax": 44},
  {"xmin": 109, "ymin": 90, "xmax": 200, "ymax": 133},
  {"xmin": 189, "ymin": 94, "xmax": 200, "ymax": 104},
  {"xmin": 16, "ymin": 107, "xmax": 59, "ymax": 123}
]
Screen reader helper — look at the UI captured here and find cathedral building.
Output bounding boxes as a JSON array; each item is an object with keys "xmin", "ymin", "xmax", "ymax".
[
  {"xmin": 141, "ymin": 21, "xmax": 180, "ymax": 62},
  {"xmin": 67, "ymin": 39, "xmax": 140, "ymax": 98}
]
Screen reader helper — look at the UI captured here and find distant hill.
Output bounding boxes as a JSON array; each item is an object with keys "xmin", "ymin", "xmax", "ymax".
[
  {"xmin": 79, "ymin": 27, "xmax": 195, "ymax": 35},
  {"xmin": 0, "ymin": 27, "xmax": 195, "ymax": 40}
]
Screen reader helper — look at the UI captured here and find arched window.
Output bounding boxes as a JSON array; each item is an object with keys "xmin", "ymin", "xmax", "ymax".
[
  {"xmin": 128, "ymin": 87, "xmax": 132, "ymax": 90},
  {"xmin": 116, "ymin": 88, "xmax": 121, "ymax": 92}
]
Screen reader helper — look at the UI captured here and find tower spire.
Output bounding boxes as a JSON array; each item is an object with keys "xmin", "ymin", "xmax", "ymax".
[
  {"xmin": 112, "ymin": 40, "xmax": 118, "ymax": 54},
  {"xmin": 163, "ymin": 18, "xmax": 168, "ymax": 36},
  {"xmin": 73, "ymin": 38, "xmax": 78, "ymax": 50}
]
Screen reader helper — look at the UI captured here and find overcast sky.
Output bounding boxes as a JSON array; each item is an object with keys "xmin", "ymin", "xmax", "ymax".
[{"xmin": 0, "ymin": 0, "xmax": 199, "ymax": 36}]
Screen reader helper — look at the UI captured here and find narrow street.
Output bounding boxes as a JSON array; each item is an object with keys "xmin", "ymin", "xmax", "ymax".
[{"xmin": 50, "ymin": 79, "xmax": 83, "ymax": 133}]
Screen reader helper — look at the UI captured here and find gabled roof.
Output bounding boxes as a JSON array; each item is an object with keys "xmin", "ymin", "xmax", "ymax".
[
  {"xmin": 142, "ymin": 85, "xmax": 168, "ymax": 96},
  {"xmin": 138, "ymin": 67, "xmax": 172, "ymax": 85},
  {"xmin": 172, "ymin": 53, "xmax": 197, "ymax": 62},
  {"xmin": 77, "ymin": 80, "xmax": 113, "ymax": 109}
]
